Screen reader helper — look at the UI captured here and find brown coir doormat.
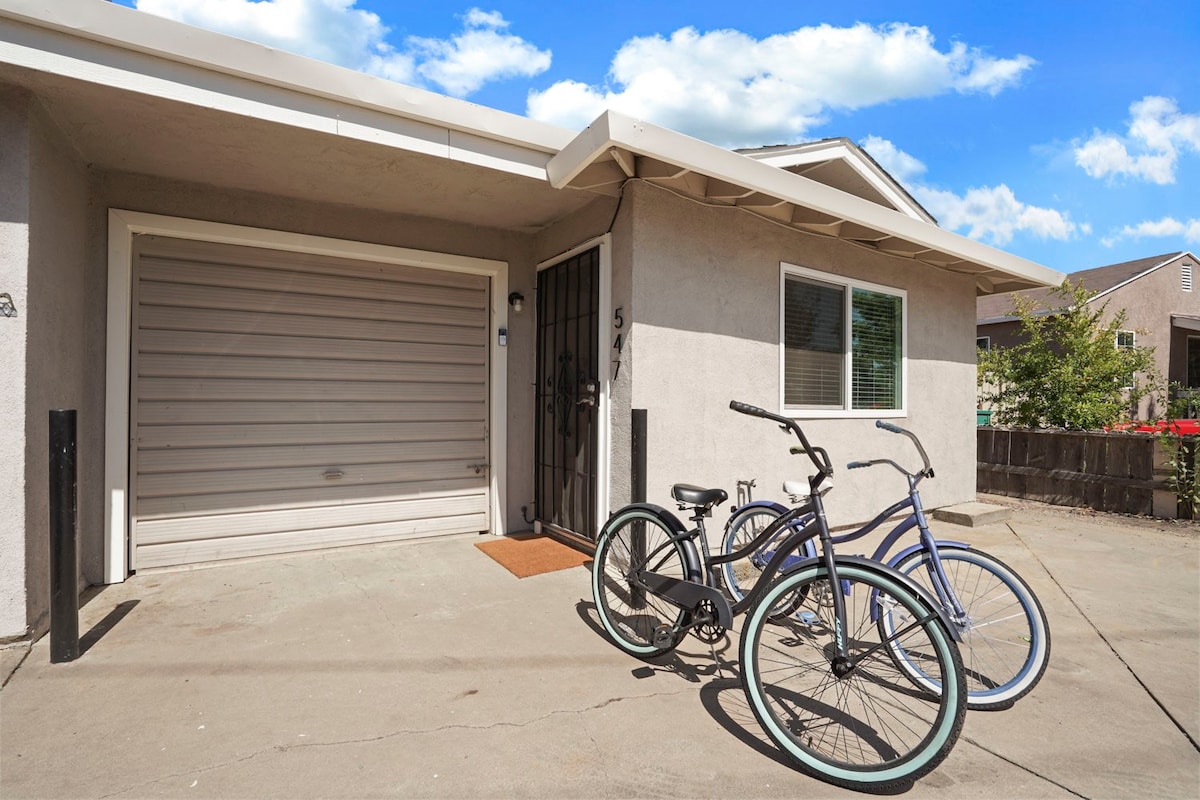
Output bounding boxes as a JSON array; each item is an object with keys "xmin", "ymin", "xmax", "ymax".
[{"xmin": 475, "ymin": 533, "xmax": 591, "ymax": 578}]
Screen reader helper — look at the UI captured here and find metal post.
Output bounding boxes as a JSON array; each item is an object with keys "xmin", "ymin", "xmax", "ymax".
[
  {"xmin": 49, "ymin": 409, "xmax": 80, "ymax": 663},
  {"xmin": 631, "ymin": 409, "xmax": 647, "ymax": 504},
  {"xmin": 631, "ymin": 409, "xmax": 647, "ymax": 609}
]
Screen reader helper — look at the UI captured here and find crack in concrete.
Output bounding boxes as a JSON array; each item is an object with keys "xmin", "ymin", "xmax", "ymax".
[
  {"xmin": 961, "ymin": 734, "xmax": 1089, "ymax": 798},
  {"xmin": 1007, "ymin": 522, "xmax": 1200, "ymax": 754},
  {"xmin": 322, "ymin": 554, "xmax": 400, "ymax": 630},
  {"xmin": 95, "ymin": 689, "xmax": 693, "ymax": 798}
]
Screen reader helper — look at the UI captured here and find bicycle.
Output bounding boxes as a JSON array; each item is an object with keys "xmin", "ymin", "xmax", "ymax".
[
  {"xmin": 590, "ymin": 401, "xmax": 967, "ymax": 791},
  {"xmin": 719, "ymin": 419, "xmax": 1051, "ymax": 711}
]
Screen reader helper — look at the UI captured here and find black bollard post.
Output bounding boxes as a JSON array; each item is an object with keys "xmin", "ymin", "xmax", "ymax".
[
  {"xmin": 630, "ymin": 409, "xmax": 647, "ymax": 609},
  {"xmin": 49, "ymin": 409, "xmax": 80, "ymax": 663}
]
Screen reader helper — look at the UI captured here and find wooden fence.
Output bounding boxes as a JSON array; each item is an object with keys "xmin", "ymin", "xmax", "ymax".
[{"xmin": 977, "ymin": 427, "xmax": 1180, "ymax": 517}]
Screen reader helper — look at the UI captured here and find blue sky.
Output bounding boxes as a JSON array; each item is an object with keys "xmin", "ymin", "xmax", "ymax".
[{"xmin": 116, "ymin": 1, "xmax": 1198, "ymax": 273}]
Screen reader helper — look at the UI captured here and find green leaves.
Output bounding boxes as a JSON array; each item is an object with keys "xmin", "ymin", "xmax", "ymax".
[{"xmin": 978, "ymin": 280, "xmax": 1161, "ymax": 430}]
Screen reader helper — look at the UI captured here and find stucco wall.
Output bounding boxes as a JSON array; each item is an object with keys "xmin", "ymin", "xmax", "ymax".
[
  {"xmin": 22, "ymin": 102, "xmax": 91, "ymax": 636},
  {"xmin": 0, "ymin": 88, "xmax": 31, "ymax": 639},
  {"xmin": 621, "ymin": 181, "xmax": 978, "ymax": 529}
]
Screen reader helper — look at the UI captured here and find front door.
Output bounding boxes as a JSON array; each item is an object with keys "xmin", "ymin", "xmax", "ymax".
[{"xmin": 535, "ymin": 247, "xmax": 600, "ymax": 541}]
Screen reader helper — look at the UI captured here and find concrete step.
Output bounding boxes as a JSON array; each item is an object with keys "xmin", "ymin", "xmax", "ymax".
[{"xmin": 931, "ymin": 501, "xmax": 1012, "ymax": 527}]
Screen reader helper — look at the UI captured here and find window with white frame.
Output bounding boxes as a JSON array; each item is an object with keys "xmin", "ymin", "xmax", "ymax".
[
  {"xmin": 977, "ymin": 336, "xmax": 991, "ymax": 351},
  {"xmin": 1116, "ymin": 330, "xmax": 1136, "ymax": 389},
  {"xmin": 781, "ymin": 265, "xmax": 905, "ymax": 414}
]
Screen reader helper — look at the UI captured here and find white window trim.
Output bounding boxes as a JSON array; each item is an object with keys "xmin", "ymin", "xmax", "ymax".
[
  {"xmin": 1116, "ymin": 330, "xmax": 1136, "ymax": 349},
  {"xmin": 977, "ymin": 336, "xmax": 991, "ymax": 351},
  {"xmin": 105, "ymin": 209, "xmax": 509, "ymax": 583},
  {"xmin": 778, "ymin": 262, "xmax": 908, "ymax": 419}
]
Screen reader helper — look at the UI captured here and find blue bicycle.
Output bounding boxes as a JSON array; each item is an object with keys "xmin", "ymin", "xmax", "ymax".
[{"xmin": 719, "ymin": 419, "xmax": 1050, "ymax": 711}]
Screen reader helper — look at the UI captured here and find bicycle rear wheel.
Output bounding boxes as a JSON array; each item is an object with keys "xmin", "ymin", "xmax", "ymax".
[
  {"xmin": 719, "ymin": 507, "xmax": 813, "ymax": 619},
  {"xmin": 592, "ymin": 507, "xmax": 696, "ymax": 658},
  {"xmin": 740, "ymin": 561, "xmax": 966, "ymax": 791},
  {"xmin": 886, "ymin": 546, "xmax": 1050, "ymax": 710}
]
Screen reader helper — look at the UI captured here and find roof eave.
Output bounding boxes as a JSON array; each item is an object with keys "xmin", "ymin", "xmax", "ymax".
[{"xmin": 549, "ymin": 111, "xmax": 1064, "ymax": 292}]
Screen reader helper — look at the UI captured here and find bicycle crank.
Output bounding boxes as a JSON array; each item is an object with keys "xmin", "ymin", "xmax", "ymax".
[{"xmin": 692, "ymin": 599, "xmax": 726, "ymax": 644}]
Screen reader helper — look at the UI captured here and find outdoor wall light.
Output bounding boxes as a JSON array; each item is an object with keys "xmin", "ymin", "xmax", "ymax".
[
  {"xmin": 0, "ymin": 292, "xmax": 16, "ymax": 318},
  {"xmin": 508, "ymin": 291, "xmax": 525, "ymax": 314}
]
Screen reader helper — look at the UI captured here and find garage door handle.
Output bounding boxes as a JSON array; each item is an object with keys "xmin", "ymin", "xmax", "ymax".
[
  {"xmin": 323, "ymin": 469, "xmax": 345, "ymax": 480},
  {"xmin": 469, "ymin": 463, "xmax": 489, "ymax": 475}
]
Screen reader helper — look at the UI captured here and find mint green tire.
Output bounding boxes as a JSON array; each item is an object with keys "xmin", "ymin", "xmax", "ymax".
[
  {"xmin": 591, "ymin": 508, "xmax": 697, "ymax": 658},
  {"xmin": 739, "ymin": 561, "xmax": 967, "ymax": 791}
]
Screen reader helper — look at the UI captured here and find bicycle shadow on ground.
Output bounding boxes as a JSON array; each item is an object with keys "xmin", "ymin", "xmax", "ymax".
[{"xmin": 574, "ymin": 599, "xmax": 737, "ymax": 683}]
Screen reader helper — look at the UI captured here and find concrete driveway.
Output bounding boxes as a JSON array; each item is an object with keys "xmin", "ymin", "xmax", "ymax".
[{"xmin": 1, "ymin": 502, "xmax": 1197, "ymax": 799}]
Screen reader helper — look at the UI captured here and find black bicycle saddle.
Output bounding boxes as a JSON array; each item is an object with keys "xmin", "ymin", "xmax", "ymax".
[{"xmin": 671, "ymin": 484, "xmax": 728, "ymax": 509}]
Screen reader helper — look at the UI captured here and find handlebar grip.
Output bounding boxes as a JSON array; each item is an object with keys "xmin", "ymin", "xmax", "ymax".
[
  {"xmin": 847, "ymin": 461, "xmax": 870, "ymax": 470},
  {"xmin": 876, "ymin": 420, "xmax": 904, "ymax": 434},
  {"xmin": 730, "ymin": 400, "xmax": 769, "ymax": 418}
]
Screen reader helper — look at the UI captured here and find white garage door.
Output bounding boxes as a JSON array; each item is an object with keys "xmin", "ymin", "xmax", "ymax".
[{"xmin": 131, "ymin": 235, "xmax": 491, "ymax": 569}]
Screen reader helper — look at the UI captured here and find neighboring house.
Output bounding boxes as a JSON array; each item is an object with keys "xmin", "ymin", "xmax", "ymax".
[
  {"xmin": 0, "ymin": 0, "xmax": 1061, "ymax": 642},
  {"xmin": 977, "ymin": 251, "xmax": 1200, "ymax": 419}
]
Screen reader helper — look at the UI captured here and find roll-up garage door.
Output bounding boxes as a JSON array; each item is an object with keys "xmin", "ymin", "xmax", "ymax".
[{"xmin": 131, "ymin": 235, "xmax": 491, "ymax": 569}]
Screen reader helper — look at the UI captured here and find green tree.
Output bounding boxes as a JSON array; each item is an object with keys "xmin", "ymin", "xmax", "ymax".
[{"xmin": 978, "ymin": 280, "xmax": 1160, "ymax": 429}]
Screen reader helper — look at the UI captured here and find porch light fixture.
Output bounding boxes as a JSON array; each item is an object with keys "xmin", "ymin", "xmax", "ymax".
[
  {"xmin": 508, "ymin": 291, "xmax": 525, "ymax": 314},
  {"xmin": 0, "ymin": 293, "xmax": 16, "ymax": 318}
]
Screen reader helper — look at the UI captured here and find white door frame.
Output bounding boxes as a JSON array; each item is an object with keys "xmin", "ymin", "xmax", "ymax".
[
  {"xmin": 534, "ymin": 233, "xmax": 613, "ymax": 537},
  {"xmin": 104, "ymin": 209, "xmax": 509, "ymax": 583}
]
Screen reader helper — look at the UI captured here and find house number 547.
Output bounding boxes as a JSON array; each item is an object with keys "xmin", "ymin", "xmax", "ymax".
[{"xmin": 612, "ymin": 306, "xmax": 625, "ymax": 379}]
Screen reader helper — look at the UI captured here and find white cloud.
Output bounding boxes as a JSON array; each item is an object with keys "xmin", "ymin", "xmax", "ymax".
[
  {"xmin": 862, "ymin": 137, "xmax": 1079, "ymax": 246},
  {"xmin": 527, "ymin": 23, "xmax": 1034, "ymax": 147},
  {"xmin": 410, "ymin": 9, "xmax": 551, "ymax": 97},
  {"xmin": 860, "ymin": 135, "xmax": 927, "ymax": 183},
  {"xmin": 1074, "ymin": 96, "xmax": 1200, "ymax": 184},
  {"xmin": 1101, "ymin": 217, "xmax": 1200, "ymax": 247},
  {"xmin": 133, "ymin": 1, "xmax": 549, "ymax": 96}
]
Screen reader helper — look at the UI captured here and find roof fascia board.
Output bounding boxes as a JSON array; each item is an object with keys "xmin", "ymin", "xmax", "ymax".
[
  {"xmin": 749, "ymin": 141, "xmax": 934, "ymax": 223},
  {"xmin": 1086, "ymin": 252, "xmax": 1187, "ymax": 305},
  {"xmin": 550, "ymin": 111, "xmax": 1064, "ymax": 288},
  {"xmin": 0, "ymin": 0, "xmax": 572, "ymax": 160}
]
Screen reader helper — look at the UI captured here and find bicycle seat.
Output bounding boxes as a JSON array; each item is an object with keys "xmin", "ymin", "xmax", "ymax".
[{"xmin": 671, "ymin": 484, "xmax": 728, "ymax": 509}]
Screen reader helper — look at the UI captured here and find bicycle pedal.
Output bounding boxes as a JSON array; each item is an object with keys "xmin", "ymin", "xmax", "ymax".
[{"xmin": 652, "ymin": 625, "xmax": 676, "ymax": 649}]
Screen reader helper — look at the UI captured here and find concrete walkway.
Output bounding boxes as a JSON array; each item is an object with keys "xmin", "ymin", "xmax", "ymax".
[{"xmin": 1, "ymin": 502, "xmax": 1197, "ymax": 799}]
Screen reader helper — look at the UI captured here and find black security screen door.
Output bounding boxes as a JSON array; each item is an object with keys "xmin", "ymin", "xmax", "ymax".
[{"xmin": 535, "ymin": 247, "xmax": 600, "ymax": 540}]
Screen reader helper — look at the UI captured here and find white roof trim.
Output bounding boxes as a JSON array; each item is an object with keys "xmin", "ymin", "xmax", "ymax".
[
  {"xmin": 549, "ymin": 111, "xmax": 1063, "ymax": 289},
  {"xmin": 0, "ymin": 0, "xmax": 572, "ymax": 176},
  {"xmin": 747, "ymin": 141, "xmax": 934, "ymax": 223}
]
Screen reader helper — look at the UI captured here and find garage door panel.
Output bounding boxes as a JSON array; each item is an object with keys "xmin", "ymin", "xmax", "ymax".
[
  {"xmin": 138, "ymin": 440, "xmax": 488, "ymax": 474},
  {"xmin": 137, "ymin": 400, "xmax": 487, "ymax": 426},
  {"xmin": 138, "ymin": 354, "xmax": 484, "ymax": 383},
  {"xmin": 140, "ymin": 329, "xmax": 485, "ymax": 365},
  {"xmin": 139, "ymin": 306, "xmax": 488, "ymax": 347},
  {"xmin": 137, "ymin": 494, "xmax": 489, "ymax": 545},
  {"xmin": 136, "ymin": 512, "xmax": 490, "ymax": 569},
  {"xmin": 138, "ymin": 421, "xmax": 487, "ymax": 449},
  {"xmin": 137, "ymin": 478, "xmax": 488, "ymax": 519},
  {"xmin": 138, "ymin": 236, "xmax": 488, "ymax": 291},
  {"xmin": 137, "ymin": 378, "xmax": 487, "ymax": 403},
  {"xmin": 139, "ymin": 282, "xmax": 487, "ymax": 327},
  {"xmin": 140, "ymin": 257, "xmax": 489, "ymax": 309},
  {"xmin": 131, "ymin": 234, "xmax": 492, "ymax": 568}
]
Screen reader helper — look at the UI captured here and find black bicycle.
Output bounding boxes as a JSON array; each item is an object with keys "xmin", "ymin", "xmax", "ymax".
[{"xmin": 590, "ymin": 401, "xmax": 967, "ymax": 791}]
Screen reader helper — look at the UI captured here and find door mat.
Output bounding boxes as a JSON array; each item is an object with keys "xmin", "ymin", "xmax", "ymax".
[{"xmin": 475, "ymin": 533, "xmax": 591, "ymax": 578}]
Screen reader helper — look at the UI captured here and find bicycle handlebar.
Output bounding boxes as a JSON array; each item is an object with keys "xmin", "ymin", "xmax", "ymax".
[
  {"xmin": 729, "ymin": 400, "xmax": 833, "ymax": 476},
  {"xmin": 871, "ymin": 420, "xmax": 934, "ymax": 478}
]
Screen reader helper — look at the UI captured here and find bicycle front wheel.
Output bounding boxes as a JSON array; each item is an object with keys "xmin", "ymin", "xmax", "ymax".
[
  {"xmin": 592, "ymin": 507, "xmax": 696, "ymax": 658},
  {"xmin": 887, "ymin": 546, "xmax": 1050, "ymax": 710},
  {"xmin": 740, "ymin": 561, "xmax": 966, "ymax": 792}
]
